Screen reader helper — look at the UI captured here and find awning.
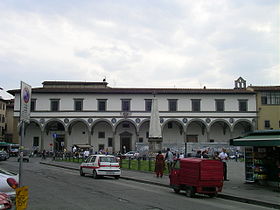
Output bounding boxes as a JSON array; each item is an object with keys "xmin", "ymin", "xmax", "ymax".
[{"xmin": 232, "ymin": 135, "xmax": 280, "ymax": 146}]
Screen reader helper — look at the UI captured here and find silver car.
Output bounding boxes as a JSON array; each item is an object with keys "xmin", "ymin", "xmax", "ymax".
[{"xmin": 0, "ymin": 168, "xmax": 19, "ymax": 199}]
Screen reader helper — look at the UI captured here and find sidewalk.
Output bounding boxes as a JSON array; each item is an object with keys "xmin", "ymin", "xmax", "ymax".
[{"xmin": 40, "ymin": 159, "xmax": 280, "ymax": 209}]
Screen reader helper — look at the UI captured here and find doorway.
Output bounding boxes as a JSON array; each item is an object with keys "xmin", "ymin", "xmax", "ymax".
[
  {"xmin": 54, "ymin": 135, "xmax": 65, "ymax": 152},
  {"xmin": 120, "ymin": 132, "xmax": 132, "ymax": 153}
]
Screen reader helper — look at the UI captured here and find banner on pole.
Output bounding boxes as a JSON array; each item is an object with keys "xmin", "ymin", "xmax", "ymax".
[{"xmin": 20, "ymin": 81, "xmax": 32, "ymax": 123}]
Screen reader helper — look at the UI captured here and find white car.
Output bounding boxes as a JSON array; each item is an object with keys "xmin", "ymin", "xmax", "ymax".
[
  {"xmin": 123, "ymin": 151, "xmax": 140, "ymax": 159},
  {"xmin": 0, "ymin": 168, "xmax": 19, "ymax": 199},
  {"xmin": 80, "ymin": 155, "xmax": 121, "ymax": 179}
]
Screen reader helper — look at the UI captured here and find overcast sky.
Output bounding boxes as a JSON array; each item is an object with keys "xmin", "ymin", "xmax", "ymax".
[{"xmin": 0, "ymin": 0, "xmax": 279, "ymax": 97}]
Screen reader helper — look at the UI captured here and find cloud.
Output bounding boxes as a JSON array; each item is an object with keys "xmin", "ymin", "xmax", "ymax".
[{"xmin": 0, "ymin": 0, "xmax": 279, "ymax": 91}]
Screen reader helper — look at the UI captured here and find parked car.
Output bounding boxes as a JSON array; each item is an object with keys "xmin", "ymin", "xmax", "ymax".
[
  {"xmin": 80, "ymin": 154, "xmax": 121, "ymax": 179},
  {"xmin": 123, "ymin": 151, "xmax": 140, "ymax": 159},
  {"xmin": 17, "ymin": 150, "xmax": 30, "ymax": 162},
  {"xmin": 0, "ymin": 151, "xmax": 9, "ymax": 161},
  {"xmin": 0, "ymin": 192, "xmax": 12, "ymax": 210},
  {"xmin": 0, "ymin": 168, "xmax": 19, "ymax": 200}
]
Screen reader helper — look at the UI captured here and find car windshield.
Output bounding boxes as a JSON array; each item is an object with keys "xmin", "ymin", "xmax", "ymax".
[{"xmin": 100, "ymin": 157, "xmax": 117, "ymax": 163}]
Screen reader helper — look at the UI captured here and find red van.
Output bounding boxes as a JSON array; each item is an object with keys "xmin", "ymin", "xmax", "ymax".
[{"xmin": 169, "ymin": 158, "xmax": 224, "ymax": 197}]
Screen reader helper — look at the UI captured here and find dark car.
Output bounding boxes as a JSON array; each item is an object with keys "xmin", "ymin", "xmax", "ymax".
[
  {"xmin": 17, "ymin": 150, "xmax": 30, "ymax": 162},
  {"xmin": 0, "ymin": 151, "xmax": 9, "ymax": 161}
]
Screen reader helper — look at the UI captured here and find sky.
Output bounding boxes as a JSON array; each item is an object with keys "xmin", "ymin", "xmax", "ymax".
[{"xmin": 0, "ymin": 0, "xmax": 279, "ymax": 99}]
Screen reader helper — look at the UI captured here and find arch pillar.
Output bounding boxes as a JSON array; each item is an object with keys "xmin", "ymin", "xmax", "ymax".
[{"xmin": 40, "ymin": 130, "xmax": 44, "ymax": 151}]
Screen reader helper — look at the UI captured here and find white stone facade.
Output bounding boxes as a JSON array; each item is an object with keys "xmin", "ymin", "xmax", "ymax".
[{"xmin": 9, "ymin": 81, "xmax": 257, "ymax": 153}]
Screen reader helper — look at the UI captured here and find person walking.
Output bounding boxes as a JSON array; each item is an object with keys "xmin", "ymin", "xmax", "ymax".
[
  {"xmin": 154, "ymin": 151, "xmax": 165, "ymax": 178},
  {"xmin": 219, "ymin": 148, "xmax": 229, "ymax": 181},
  {"xmin": 165, "ymin": 148, "xmax": 174, "ymax": 174}
]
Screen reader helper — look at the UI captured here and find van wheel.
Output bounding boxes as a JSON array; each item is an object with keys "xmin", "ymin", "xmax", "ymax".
[
  {"xmin": 186, "ymin": 187, "xmax": 195, "ymax": 198},
  {"xmin": 92, "ymin": 170, "xmax": 98, "ymax": 179},
  {"xmin": 114, "ymin": 175, "xmax": 120, "ymax": 180},
  {"xmin": 80, "ymin": 168, "xmax": 85, "ymax": 176},
  {"xmin": 173, "ymin": 188, "xmax": 180, "ymax": 194}
]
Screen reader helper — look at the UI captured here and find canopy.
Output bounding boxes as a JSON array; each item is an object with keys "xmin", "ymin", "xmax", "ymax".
[{"xmin": 231, "ymin": 130, "xmax": 280, "ymax": 146}]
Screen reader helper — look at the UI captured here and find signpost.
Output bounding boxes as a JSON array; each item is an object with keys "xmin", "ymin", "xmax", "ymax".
[{"xmin": 19, "ymin": 81, "xmax": 31, "ymax": 209}]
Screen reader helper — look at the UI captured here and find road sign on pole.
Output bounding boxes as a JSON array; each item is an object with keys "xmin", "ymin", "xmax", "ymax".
[
  {"xmin": 19, "ymin": 81, "xmax": 32, "ymax": 188},
  {"xmin": 20, "ymin": 81, "xmax": 32, "ymax": 123}
]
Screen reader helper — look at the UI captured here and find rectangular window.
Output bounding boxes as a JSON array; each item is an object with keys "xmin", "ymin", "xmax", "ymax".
[
  {"xmin": 50, "ymin": 99, "xmax": 60, "ymax": 111},
  {"xmin": 31, "ymin": 99, "xmax": 36, "ymax": 112},
  {"xmin": 108, "ymin": 138, "xmax": 113, "ymax": 147},
  {"xmin": 2, "ymin": 116, "xmax": 5, "ymax": 123},
  {"xmin": 168, "ymin": 99, "xmax": 177, "ymax": 111},
  {"xmin": 239, "ymin": 100, "xmax": 248, "ymax": 112},
  {"xmin": 264, "ymin": 120, "xmax": 270, "ymax": 129},
  {"xmin": 168, "ymin": 122, "xmax": 173, "ymax": 129},
  {"xmin": 122, "ymin": 123, "xmax": 130, "ymax": 128},
  {"xmin": 261, "ymin": 92, "xmax": 280, "ymax": 105},
  {"xmin": 74, "ymin": 99, "xmax": 83, "ymax": 111},
  {"xmin": 139, "ymin": 137, "xmax": 143, "ymax": 143},
  {"xmin": 98, "ymin": 99, "xmax": 107, "ymax": 111},
  {"xmin": 121, "ymin": 99, "xmax": 131, "ymax": 111},
  {"xmin": 98, "ymin": 132, "xmax": 105, "ymax": 139},
  {"xmin": 145, "ymin": 99, "xmax": 152, "ymax": 112},
  {"xmin": 192, "ymin": 99, "xmax": 201, "ymax": 112},
  {"xmin": 215, "ymin": 99, "xmax": 225, "ymax": 112},
  {"xmin": 33, "ymin": 137, "xmax": 39, "ymax": 147}
]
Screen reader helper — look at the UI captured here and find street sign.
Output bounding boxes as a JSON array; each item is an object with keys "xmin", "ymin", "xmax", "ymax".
[
  {"xmin": 52, "ymin": 133, "xmax": 57, "ymax": 138},
  {"xmin": 16, "ymin": 186, "xmax": 29, "ymax": 210},
  {"xmin": 20, "ymin": 81, "xmax": 32, "ymax": 123}
]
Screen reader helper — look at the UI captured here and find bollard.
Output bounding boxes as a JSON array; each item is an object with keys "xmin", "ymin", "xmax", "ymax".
[
  {"xmin": 128, "ymin": 157, "xmax": 131, "ymax": 169},
  {"xmin": 137, "ymin": 158, "xmax": 141, "ymax": 170}
]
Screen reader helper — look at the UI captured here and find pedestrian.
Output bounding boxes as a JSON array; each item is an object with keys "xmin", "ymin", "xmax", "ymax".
[
  {"xmin": 195, "ymin": 150, "xmax": 202, "ymax": 158},
  {"xmin": 202, "ymin": 150, "xmax": 209, "ymax": 159},
  {"xmin": 165, "ymin": 148, "xmax": 174, "ymax": 174},
  {"xmin": 42, "ymin": 149, "xmax": 46, "ymax": 160},
  {"xmin": 219, "ymin": 148, "xmax": 229, "ymax": 181},
  {"xmin": 212, "ymin": 151, "xmax": 219, "ymax": 160},
  {"xmin": 155, "ymin": 151, "xmax": 165, "ymax": 178}
]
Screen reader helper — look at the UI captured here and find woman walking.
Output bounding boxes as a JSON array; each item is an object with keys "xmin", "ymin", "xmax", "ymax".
[{"xmin": 155, "ymin": 151, "xmax": 165, "ymax": 178}]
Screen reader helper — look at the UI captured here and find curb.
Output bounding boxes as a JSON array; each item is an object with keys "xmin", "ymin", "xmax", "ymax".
[{"xmin": 40, "ymin": 162, "xmax": 280, "ymax": 209}]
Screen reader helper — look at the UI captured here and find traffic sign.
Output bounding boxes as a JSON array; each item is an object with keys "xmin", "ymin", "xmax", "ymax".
[{"xmin": 20, "ymin": 81, "xmax": 32, "ymax": 123}]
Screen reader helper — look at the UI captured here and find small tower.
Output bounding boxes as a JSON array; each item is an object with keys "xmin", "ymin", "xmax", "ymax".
[{"xmin": 234, "ymin": 77, "xmax": 246, "ymax": 89}]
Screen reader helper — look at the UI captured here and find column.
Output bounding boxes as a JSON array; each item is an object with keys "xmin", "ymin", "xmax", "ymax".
[{"xmin": 40, "ymin": 130, "xmax": 44, "ymax": 151}]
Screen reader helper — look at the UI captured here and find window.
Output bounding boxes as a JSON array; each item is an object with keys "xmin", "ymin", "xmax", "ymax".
[
  {"xmin": 139, "ymin": 137, "xmax": 143, "ymax": 143},
  {"xmin": 215, "ymin": 99, "xmax": 225, "ymax": 112},
  {"xmin": 98, "ymin": 99, "xmax": 107, "ymax": 111},
  {"xmin": 168, "ymin": 99, "xmax": 177, "ymax": 111},
  {"xmin": 121, "ymin": 99, "xmax": 131, "ymax": 111},
  {"xmin": 33, "ymin": 137, "xmax": 39, "ymax": 147},
  {"xmin": 108, "ymin": 138, "xmax": 113, "ymax": 147},
  {"xmin": 192, "ymin": 99, "xmax": 201, "ymax": 112},
  {"xmin": 261, "ymin": 92, "xmax": 280, "ymax": 105},
  {"xmin": 145, "ymin": 99, "xmax": 152, "ymax": 112},
  {"xmin": 74, "ymin": 99, "xmax": 83, "ymax": 111},
  {"xmin": 31, "ymin": 99, "xmax": 36, "ymax": 111},
  {"xmin": 2, "ymin": 116, "xmax": 5, "ymax": 123},
  {"xmin": 98, "ymin": 132, "xmax": 105, "ymax": 138},
  {"xmin": 50, "ymin": 99, "xmax": 60, "ymax": 111},
  {"xmin": 264, "ymin": 120, "xmax": 270, "ymax": 129},
  {"xmin": 168, "ymin": 122, "xmax": 173, "ymax": 129},
  {"xmin": 122, "ymin": 123, "xmax": 130, "ymax": 128},
  {"xmin": 239, "ymin": 100, "xmax": 248, "ymax": 112},
  {"xmin": 146, "ymin": 132, "xmax": 149, "ymax": 138}
]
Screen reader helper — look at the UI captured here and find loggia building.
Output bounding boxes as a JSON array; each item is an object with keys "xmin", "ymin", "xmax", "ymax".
[{"xmin": 8, "ymin": 77, "xmax": 257, "ymax": 154}]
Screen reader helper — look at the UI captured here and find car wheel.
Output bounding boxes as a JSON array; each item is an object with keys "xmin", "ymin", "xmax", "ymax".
[
  {"xmin": 185, "ymin": 186, "xmax": 195, "ymax": 198},
  {"xmin": 80, "ymin": 168, "xmax": 85, "ymax": 176},
  {"xmin": 208, "ymin": 192, "xmax": 217, "ymax": 198},
  {"xmin": 114, "ymin": 175, "xmax": 120, "ymax": 180},
  {"xmin": 92, "ymin": 170, "xmax": 98, "ymax": 179}
]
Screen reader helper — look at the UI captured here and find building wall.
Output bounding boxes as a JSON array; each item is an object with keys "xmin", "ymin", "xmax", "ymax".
[{"xmin": 0, "ymin": 99, "xmax": 6, "ymax": 141}]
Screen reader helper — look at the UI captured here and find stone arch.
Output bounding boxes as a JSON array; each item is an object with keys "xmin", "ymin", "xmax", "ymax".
[
  {"xmin": 162, "ymin": 119, "xmax": 185, "ymax": 145},
  {"xmin": 91, "ymin": 119, "xmax": 113, "ymax": 134},
  {"xmin": 114, "ymin": 119, "xmax": 138, "ymax": 134},
  {"xmin": 209, "ymin": 119, "xmax": 232, "ymax": 143},
  {"xmin": 43, "ymin": 119, "xmax": 66, "ymax": 133},
  {"xmin": 138, "ymin": 119, "xmax": 150, "ymax": 144},
  {"xmin": 186, "ymin": 119, "xmax": 208, "ymax": 143},
  {"xmin": 232, "ymin": 119, "xmax": 254, "ymax": 138},
  {"xmin": 67, "ymin": 119, "xmax": 90, "ymax": 134},
  {"xmin": 23, "ymin": 120, "xmax": 42, "ymax": 150},
  {"xmin": 67, "ymin": 119, "xmax": 91, "ymax": 149}
]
